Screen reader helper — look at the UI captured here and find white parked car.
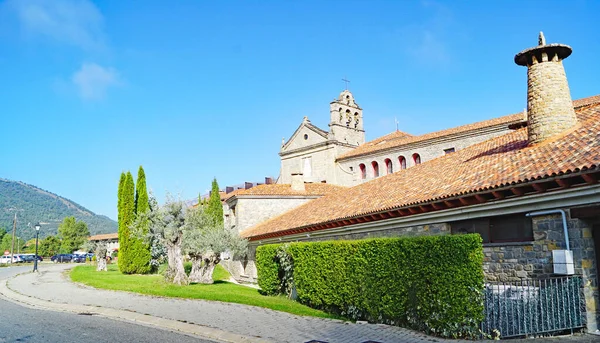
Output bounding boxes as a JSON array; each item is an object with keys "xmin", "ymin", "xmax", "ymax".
[{"xmin": 0, "ymin": 255, "xmax": 23, "ymax": 264}]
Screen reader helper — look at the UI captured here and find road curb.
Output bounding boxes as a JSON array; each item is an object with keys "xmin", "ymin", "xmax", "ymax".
[{"xmin": 0, "ymin": 274, "xmax": 271, "ymax": 343}]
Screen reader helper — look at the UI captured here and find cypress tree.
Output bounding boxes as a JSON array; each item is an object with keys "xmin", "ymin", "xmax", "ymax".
[
  {"xmin": 128, "ymin": 165, "xmax": 152, "ymax": 274},
  {"xmin": 206, "ymin": 178, "xmax": 223, "ymax": 225},
  {"xmin": 135, "ymin": 166, "xmax": 149, "ymax": 214},
  {"xmin": 119, "ymin": 171, "xmax": 136, "ymax": 274},
  {"xmin": 117, "ymin": 172, "xmax": 126, "ymax": 266}
]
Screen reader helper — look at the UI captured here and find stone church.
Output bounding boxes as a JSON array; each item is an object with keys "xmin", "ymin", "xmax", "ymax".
[
  {"xmin": 235, "ymin": 33, "xmax": 600, "ymax": 332},
  {"xmin": 278, "ymin": 89, "xmax": 523, "ymax": 188},
  {"xmin": 220, "ymin": 33, "xmax": 600, "ymax": 333}
]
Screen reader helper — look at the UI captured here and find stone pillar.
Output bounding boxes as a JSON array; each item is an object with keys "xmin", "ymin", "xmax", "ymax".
[{"xmin": 515, "ymin": 32, "xmax": 578, "ymax": 145}]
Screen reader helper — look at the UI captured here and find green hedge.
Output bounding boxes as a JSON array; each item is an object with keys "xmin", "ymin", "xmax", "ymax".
[
  {"xmin": 256, "ymin": 234, "xmax": 484, "ymax": 338},
  {"xmin": 255, "ymin": 244, "xmax": 281, "ymax": 295}
]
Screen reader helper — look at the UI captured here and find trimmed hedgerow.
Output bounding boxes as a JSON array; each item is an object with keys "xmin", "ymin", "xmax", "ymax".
[
  {"xmin": 255, "ymin": 234, "xmax": 484, "ymax": 338},
  {"xmin": 255, "ymin": 244, "xmax": 281, "ymax": 295}
]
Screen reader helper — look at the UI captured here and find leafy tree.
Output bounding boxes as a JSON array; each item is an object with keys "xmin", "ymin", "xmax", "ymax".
[
  {"xmin": 0, "ymin": 228, "xmax": 6, "ymax": 242},
  {"xmin": 133, "ymin": 195, "xmax": 187, "ymax": 285},
  {"xmin": 206, "ymin": 178, "xmax": 223, "ymax": 225},
  {"xmin": 24, "ymin": 238, "xmax": 37, "ymax": 253},
  {"xmin": 38, "ymin": 235, "xmax": 61, "ymax": 257},
  {"xmin": 58, "ymin": 216, "xmax": 90, "ymax": 253},
  {"xmin": 132, "ymin": 192, "xmax": 166, "ymax": 269},
  {"xmin": 182, "ymin": 206, "xmax": 247, "ymax": 284},
  {"xmin": 119, "ymin": 171, "xmax": 136, "ymax": 273},
  {"xmin": 0, "ymin": 234, "xmax": 12, "ymax": 252}
]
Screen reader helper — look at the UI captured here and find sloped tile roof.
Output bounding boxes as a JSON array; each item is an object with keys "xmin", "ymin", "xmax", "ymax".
[
  {"xmin": 225, "ymin": 183, "xmax": 345, "ymax": 201},
  {"xmin": 242, "ymin": 101, "xmax": 600, "ymax": 239},
  {"xmin": 337, "ymin": 95, "xmax": 599, "ymax": 161},
  {"xmin": 88, "ymin": 233, "xmax": 118, "ymax": 241}
]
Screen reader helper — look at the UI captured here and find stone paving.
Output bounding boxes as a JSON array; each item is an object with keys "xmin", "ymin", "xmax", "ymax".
[{"xmin": 3, "ymin": 264, "xmax": 599, "ymax": 343}]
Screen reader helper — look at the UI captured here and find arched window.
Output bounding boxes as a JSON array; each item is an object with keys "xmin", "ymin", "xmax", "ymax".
[
  {"xmin": 359, "ymin": 164, "xmax": 366, "ymax": 180},
  {"xmin": 384, "ymin": 158, "xmax": 393, "ymax": 175},
  {"xmin": 413, "ymin": 153, "xmax": 421, "ymax": 165},
  {"xmin": 372, "ymin": 161, "xmax": 379, "ymax": 177},
  {"xmin": 399, "ymin": 156, "xmax": 406, "ymax": 170}
]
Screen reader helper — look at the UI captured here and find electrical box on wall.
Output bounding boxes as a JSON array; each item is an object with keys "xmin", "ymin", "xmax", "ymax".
[{"xmin": 552, "ymin": 250, "xmax": 575, "ymax": 275}]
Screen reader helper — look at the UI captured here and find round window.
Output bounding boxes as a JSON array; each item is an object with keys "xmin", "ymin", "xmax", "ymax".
[{"xmin": 304, "ymin": 134, "xmax": 308, "ymax": 140}]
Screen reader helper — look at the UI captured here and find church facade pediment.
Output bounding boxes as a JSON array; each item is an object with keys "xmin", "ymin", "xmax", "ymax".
[{"xmin": 280, "ymin": 117, "xmax": 329, "ymax": 154}]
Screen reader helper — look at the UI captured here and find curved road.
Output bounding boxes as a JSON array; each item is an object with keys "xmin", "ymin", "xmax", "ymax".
[{"xmin": 0, "ymin": 265, "xmax": 216, "ymax": 343}]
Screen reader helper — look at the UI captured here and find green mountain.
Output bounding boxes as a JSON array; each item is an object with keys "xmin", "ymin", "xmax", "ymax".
[{"xmin": 0, "ymin": 178, "xmax": 117, "ymax": 241}]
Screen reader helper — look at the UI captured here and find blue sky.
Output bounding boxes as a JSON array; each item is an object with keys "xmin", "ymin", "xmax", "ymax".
[{"xmin": 0, "ymin": 0, "xmax": 598, "ymax": 222}]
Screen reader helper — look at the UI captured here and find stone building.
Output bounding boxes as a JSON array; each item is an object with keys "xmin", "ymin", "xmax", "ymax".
[
  {"xmin": 240, "ymin": 34, "xmax": 600, "ymax": 331},
  {"xmin": 220, "ymin": 180, "xmax": 344, "ymax": 281},
  {"xmin": 88, "ymin": 232, "xmax": 119, "ymax": 254},
  {"xmin": 278, "ymin": 89, "xmax": 524, "ymax": 187}
]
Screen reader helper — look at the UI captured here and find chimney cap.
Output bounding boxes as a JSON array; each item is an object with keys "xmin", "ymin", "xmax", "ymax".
[{"xmin": 515, "ymin": 32, "xmax": 572, "ymax": 66}]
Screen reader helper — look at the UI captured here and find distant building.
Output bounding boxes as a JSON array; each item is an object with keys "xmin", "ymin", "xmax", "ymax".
[{"xmin": 88, "ymin": 233, "xmax": 119, "ymax": 253}]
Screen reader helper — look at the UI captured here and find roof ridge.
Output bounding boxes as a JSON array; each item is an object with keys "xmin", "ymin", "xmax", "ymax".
[{"xmin": 338, "ymin": 93, "xmax": 600, "ymax": 161}]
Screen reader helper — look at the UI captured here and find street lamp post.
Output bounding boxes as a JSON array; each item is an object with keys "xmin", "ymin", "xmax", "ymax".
[{"xmin": 33, "ymin": 223, "xmax": 40, "ymax": 272}]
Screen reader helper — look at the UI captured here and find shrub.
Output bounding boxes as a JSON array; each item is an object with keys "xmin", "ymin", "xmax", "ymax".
[
  {"xmin": 255, "ymin": 234, "xmax": 484, "ymax": 338},
  {"xmin": 255, "ymin": 244, "xmax": 281, "ymax": 295},
  {"xmin": 184, "ymin": 261, "xmax": 192, "ymax": 275}
]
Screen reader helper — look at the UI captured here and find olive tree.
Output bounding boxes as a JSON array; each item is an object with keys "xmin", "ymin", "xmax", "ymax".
[
  {"xmin": 80, "ymin": 241, "xmax": 107, "ymax": 272},
  {"xmin": 183, "ymin": 206, "xmax": 247, "ymax": 284},
  {"xmin": 132, "ymin": 195, "xmax": 187, "ymax": 285}
]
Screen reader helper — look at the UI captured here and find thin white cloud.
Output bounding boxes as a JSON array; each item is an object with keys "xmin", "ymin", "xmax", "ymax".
[
  {"xmin": 71, "ymin": 63, "xmax": 120, "ymax": 100},
  {"xmin": 402, "ymin": 1, "xmax": 455, "ymax": 65},
  {"xmin": 4, "ymin": 0, "xmax": 105, "ymax": 51}
]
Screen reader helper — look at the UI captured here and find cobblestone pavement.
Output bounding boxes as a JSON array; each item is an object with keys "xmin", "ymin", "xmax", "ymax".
[{"xmin": 4, "ymin": 264, "xmax": 599, "ymax": 343}]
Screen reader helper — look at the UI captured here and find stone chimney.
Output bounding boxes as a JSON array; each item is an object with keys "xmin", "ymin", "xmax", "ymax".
[
  {"xmin": 515, "ymin": 32, "xmax": 578, "ymax": 145},
  {"xmin": 265, "ymin": 177, "xmax": 273, "ymax": 185},
  {"xmin": 291, "ymin": 173, "xmax": 305, "ymax": 192}
]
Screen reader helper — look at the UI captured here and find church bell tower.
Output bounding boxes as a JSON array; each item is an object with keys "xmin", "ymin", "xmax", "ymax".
[{"xmin": 328, "ymin": 90, "xmax": 365, "ymax": 146}]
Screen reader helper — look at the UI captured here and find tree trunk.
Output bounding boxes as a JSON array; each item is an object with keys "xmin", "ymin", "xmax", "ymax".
[
  {"xmin": 189, "ymin": 253, "xmax": 220, "ymax": 284},
  {"xmin": 165, "ymin": 240, "xmax": 188, "ymax": 285},
  {"xmin": 96, "ymin": 244, "xmax": 108, "ymax": 272}
]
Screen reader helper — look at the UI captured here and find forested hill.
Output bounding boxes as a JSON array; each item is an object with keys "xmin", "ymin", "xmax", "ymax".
[{"xmin": 0, "ymin": 178, "xmax": 117, "ymax": 240}]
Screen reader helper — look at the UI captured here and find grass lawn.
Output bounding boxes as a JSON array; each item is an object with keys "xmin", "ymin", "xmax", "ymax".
[{"xmin": 70, "ymin": 263, "xmax": 335, "ymax": 319}]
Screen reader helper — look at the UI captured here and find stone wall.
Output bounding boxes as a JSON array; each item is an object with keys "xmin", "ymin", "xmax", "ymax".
[
  {"xmin": 482, "ymin": 214, "xmax": 598, "ymax": 331},
  {"xmin": 241, "ymin": 214, "xmax": 599, "ymax": 330},
  {"xmin": 228, "ymin": 197, "xmax": 314, "ymax": 233}
]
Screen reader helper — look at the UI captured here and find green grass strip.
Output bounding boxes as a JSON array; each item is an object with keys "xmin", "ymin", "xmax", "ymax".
[{"xmin": 70, "ymin": 264, "xmax": 334, "ymax": 319}]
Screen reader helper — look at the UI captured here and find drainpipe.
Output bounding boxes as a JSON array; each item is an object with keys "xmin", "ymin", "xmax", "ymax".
[{"xmin": 525, "ymin": 209, "xmax": 569, "ymax": 251}]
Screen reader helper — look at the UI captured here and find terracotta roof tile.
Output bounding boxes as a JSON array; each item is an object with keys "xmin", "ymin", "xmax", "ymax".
[
  {"xmin": 242, "ymin": 102, "xmax": 600, "ymax": 239},
  {"xmin": 88, "ymin": 233, "xmax": 118, "ymax": 241},
  {"xmin": 337, "ymin": 95, "xmax": 599, "ymax": 161},
  {"xmin": 226, "ymin": 183, "xmax": 345, "ymax": 201}
]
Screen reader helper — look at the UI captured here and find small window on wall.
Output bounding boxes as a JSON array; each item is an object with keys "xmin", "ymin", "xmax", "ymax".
[
  {"xmin": 413, "ymin": 153, "xmax": 421, "ymax": 165},
  {"xmin": 359, "ymin": 164, "xmax": 366, "ymax": 179},
  {"xmin": 372, "ymin": 161, "xmax": 379, "ymax": 177},
  {"xmin": 451, "ymin": 214, "xmax": 533, "ymax": 244},
  {"xmin": 384, "ymin": 158, "xmax": 393, "ymax": 174},
  {"xmin": 444, "ymin": 148, "xmax": 455, "ymax": 154},
  {"xmin": 399, "ymin": 156, "xmax": 406, "ymax": 170}
]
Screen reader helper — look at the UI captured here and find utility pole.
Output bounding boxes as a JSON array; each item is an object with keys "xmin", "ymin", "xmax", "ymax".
[{"xmin": 10, "ymin": 213, "xmax": 16, "ymax": 263}]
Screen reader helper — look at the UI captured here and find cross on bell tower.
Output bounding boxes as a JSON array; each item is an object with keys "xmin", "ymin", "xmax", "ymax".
[{"xmin": 342, "ymin": 77, "xmax": 350, "ymax": 90}]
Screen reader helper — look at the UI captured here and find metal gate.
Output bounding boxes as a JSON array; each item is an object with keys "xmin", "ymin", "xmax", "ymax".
[{"xmin": 481, "ymin": 276, "xmax": 585, "ymax": 338}]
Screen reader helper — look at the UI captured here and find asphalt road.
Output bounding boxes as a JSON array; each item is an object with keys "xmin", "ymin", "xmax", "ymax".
[{"xmin": 0, "ymin": 265, "xmax": 216, "ymax": 343}]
